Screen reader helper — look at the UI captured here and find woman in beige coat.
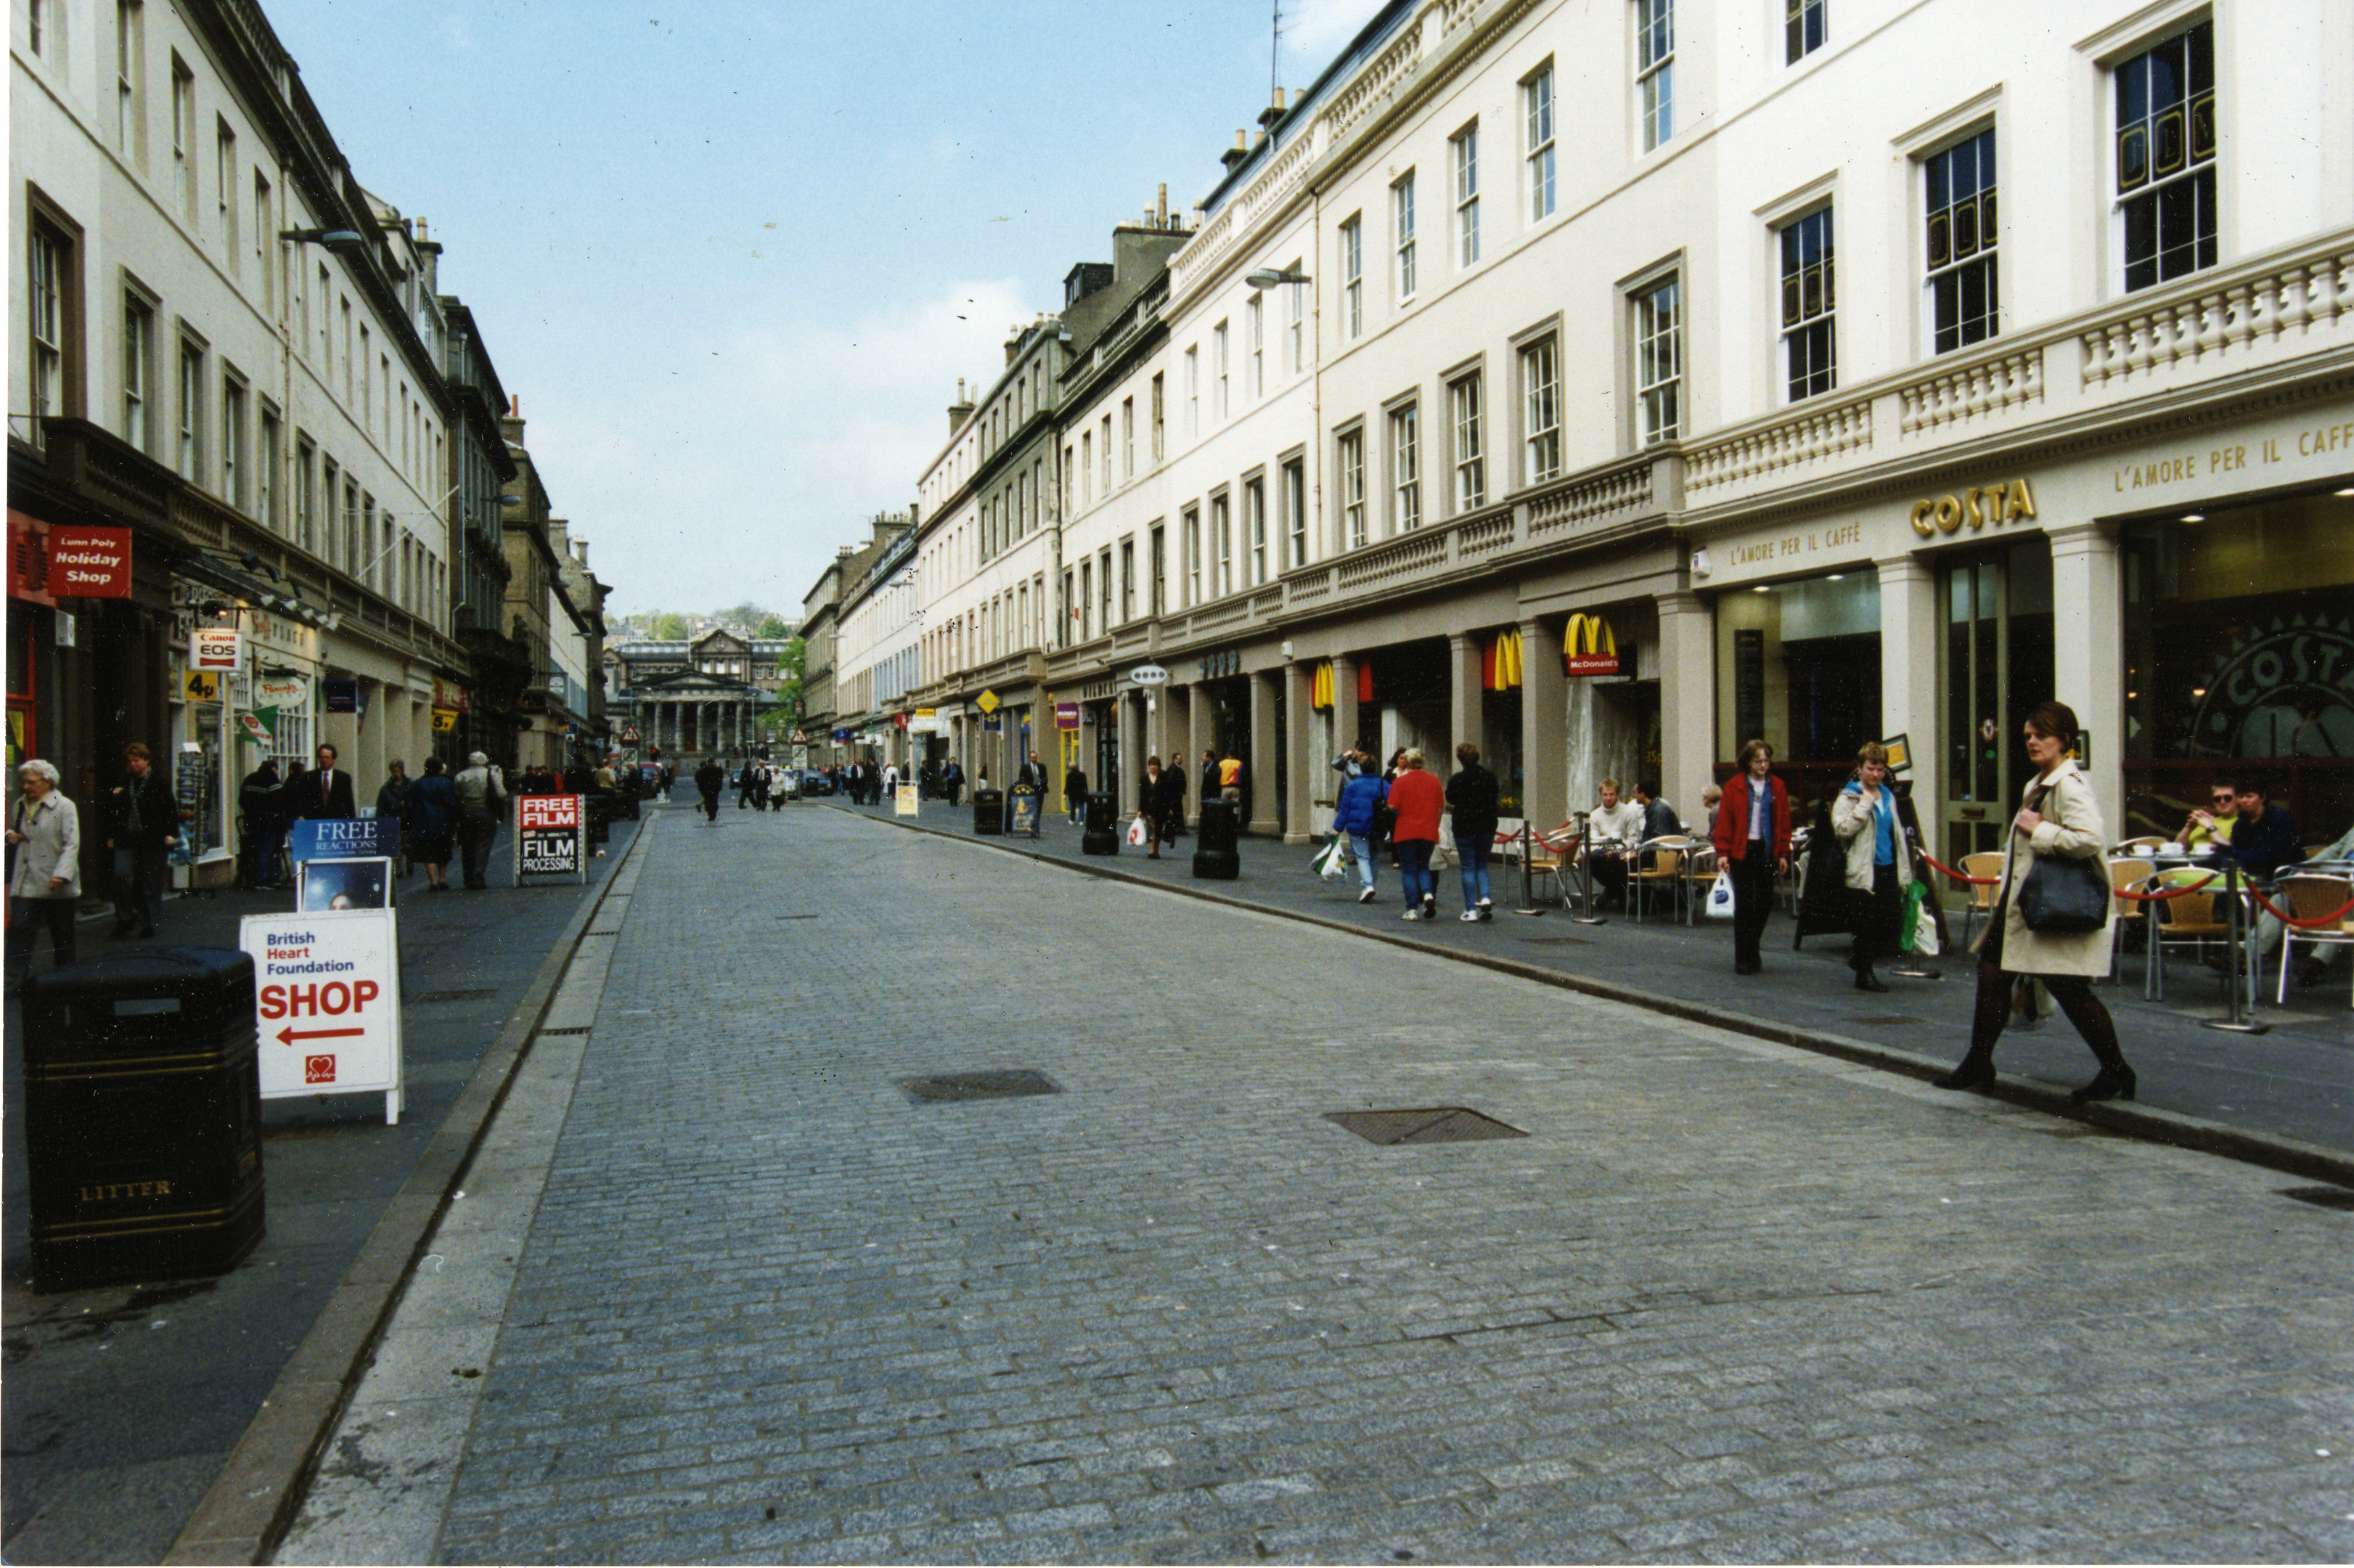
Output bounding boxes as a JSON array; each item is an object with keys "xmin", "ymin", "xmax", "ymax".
[
  {"xmin": 6, "ymin": 759, "xmax": 83, "ymax": 986},
  {"xmin": 1831, "ymin": 741, "xmax": 1917, "ymax": 992},
  {"xmin": 1934, "ymin": 701, "xmax": 2136, "ymax": 1101}
]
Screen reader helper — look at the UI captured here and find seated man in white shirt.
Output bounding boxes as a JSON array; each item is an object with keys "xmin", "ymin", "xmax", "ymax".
[{"xmin": 1587, "ymin": 778, "xmax": 1647, "ymax": 910}]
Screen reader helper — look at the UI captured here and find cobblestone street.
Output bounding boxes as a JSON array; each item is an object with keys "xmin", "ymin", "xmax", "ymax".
[{"xmin": 291, "ymin": 803, "xmax": 2353, "ymax": 1564}]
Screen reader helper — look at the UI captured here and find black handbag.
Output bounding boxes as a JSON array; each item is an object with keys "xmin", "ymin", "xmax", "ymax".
[{"xmin": 2016, "ymin": 785, "xmax": 2109, "ymax": 934}]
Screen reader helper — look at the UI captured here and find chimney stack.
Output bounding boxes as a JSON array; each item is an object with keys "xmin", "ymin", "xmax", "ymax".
[{"xmin": 1157, "ymin": 183, "xmax": 1169, "ymax": 228}]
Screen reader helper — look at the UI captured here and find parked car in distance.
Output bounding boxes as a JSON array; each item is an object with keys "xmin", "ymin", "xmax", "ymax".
[{"xmin": 790, "ymin": 768, "xmax": 833, "ymax": 797}]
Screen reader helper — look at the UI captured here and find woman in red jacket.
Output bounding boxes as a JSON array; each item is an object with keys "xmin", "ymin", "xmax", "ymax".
[
  {"xmin": 1712, "ymin": 738, "xmax": 1791, "ymax": 974},
  {"xmin": 1388, "ymin": 748, "xmax": 1447, "ymax": 921}
]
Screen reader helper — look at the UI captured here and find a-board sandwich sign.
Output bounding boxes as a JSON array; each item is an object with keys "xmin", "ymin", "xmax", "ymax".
[
  {"xmin": 238, "ymin": 907, "xmax": 406, "ymax": 1124},
  {"xmin": 515, "ymin": 793, "xmax": 586, "ymax": 883}
]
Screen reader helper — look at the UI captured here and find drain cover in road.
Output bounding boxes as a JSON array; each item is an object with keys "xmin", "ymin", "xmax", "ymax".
[
  {"xmin": 901, "ymin": 1069, "xmax": 1062, "ymax": 1104},
  {"xmin": 1325, "ymin": 1108, "xmax": 1527, "ymax": 1146}
]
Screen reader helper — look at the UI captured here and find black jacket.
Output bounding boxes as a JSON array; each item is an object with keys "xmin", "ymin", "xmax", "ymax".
[
  {"xmin": 289, "ymin": 767, "xmax": 358, "ymax": 820},
  {"xmin": 103, "ymin": 767, "xmax": 181, "ymax": 850},
  {"xmin": 240, "ymin": 764, "xmax": 286, "ymax": 831},
  {"xmin": 1446, "ymin": 764, "xmax": 1500, "ymax": 844},
  {"xmin": 695, "ymin": 761, "xmax": 727, "ymax": 797}
]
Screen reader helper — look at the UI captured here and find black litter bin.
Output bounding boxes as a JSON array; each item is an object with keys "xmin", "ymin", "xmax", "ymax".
[
  {"xmin": 1193, "ymin": 798, "xmax": 1241, "ymax": 880},
  {"xmin": 23, "ymin": 947, "xmax": 265, "ymax": 1294},
  {"xmin": 1081, "ymin": 791, "xmax": 1120, "ymax": 855},
  {"xmin": 973, "ymin": 788, "xmax": 1005, "ymax": 836}
]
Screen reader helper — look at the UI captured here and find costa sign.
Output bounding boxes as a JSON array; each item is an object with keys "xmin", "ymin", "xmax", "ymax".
[{"xmin": 1909, "ymin": 475, "xmax": 2037, "ymax": 538}]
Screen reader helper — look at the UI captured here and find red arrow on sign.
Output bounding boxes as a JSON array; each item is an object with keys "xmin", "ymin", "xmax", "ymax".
[{"xmin": 277, "ymin": 1025, "xmax": 366, "ymax": 1047}]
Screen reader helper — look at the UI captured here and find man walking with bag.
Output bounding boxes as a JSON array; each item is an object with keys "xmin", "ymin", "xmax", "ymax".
[{"xmin": 452, "ymin": 751, "xmax": 507, "ymax": 890}]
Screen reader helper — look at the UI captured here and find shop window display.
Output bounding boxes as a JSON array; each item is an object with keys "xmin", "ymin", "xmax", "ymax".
[
  {"xmin": 1717, "ymin": 571, "xmax": 1879, "ymax": 811},
  {"xmin": 2122, "ymin": 491, "xmax": 2354, "ymax": 844}
]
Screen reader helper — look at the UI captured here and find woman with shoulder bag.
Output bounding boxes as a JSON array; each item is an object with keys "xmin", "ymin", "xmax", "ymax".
[
  {"xmin": 1831, "ymin": 741, "xmax": 1917, "ymax": 992},
  {"xmin": 1934, "ymin": 700, "xmax": 2136, "ymax": 1102}
]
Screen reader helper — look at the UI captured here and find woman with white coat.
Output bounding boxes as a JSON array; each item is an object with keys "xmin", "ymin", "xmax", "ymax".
[
  {"xmin": 7, "ymin": 759, "xmax": 83, "ymax": 985},
  {"xmin": 1831, "ymin": 742, "xmax": 1917, "ymax": 992},
  {"xmin": 1934, "ymin": 701, "xmax": 2136, "ymax": 1102}
]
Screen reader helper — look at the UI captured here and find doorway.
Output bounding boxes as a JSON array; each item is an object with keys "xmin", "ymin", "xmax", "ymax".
[{"xmin": 1939, "ymin": 542, "xmax": 2054, "ymax": 867}]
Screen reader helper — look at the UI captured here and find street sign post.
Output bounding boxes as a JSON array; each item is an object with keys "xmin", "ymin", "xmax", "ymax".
[
  {"xmin": 515, "ymin": 794, "xmax": 587, "ymax": 884},
  {"xmin": 240, "ymin": 907, "xmax": 405, "ymax": 1124}
]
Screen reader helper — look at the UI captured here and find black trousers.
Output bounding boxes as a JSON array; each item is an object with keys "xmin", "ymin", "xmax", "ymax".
[
  {"xmin": 1730, "ymin": 849, "xmax": 1777, "ymax": 967},
  {"xmin": 7, "ymin": 895, "xmax": 77, "ymax": 977},
  {"xmin": 458, "ymin": 813, "xmax": 499, "ymax": 887},
  {"xmin": 700, "ymin": 792, "xmax": 722, "ymax": 821},
  {"xmin": 1851, "ymin": 862, "xmax": 1903, "ymax": 973}
]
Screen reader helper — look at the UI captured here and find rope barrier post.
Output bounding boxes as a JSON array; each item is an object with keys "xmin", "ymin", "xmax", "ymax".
[
  {"xmin": 2145, "ymin": 873, "xmax": 2163, "ymax": 1003},
  {"xmin": 1511, "ymin": 820, "xmax": 1542, "ymax": 917},
  {"xmin": 2203, "ymin": 857, "xmax": 2270, "ymax": 1035},
  {"xmin": 1572, "ymin": 817, "xmax": 1606, "ymax": 926}
]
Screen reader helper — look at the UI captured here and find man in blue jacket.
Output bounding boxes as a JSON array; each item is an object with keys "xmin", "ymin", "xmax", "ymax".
[
  {"xmin": 2207, "ymin": 777, "xmax": 2302, "ymax": 879},
  {"xmin": 1332, "ymin": 754, "xmax": 1388, "ymax": 905}
]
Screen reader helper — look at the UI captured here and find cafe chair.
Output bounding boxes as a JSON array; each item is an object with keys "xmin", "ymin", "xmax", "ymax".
[
  {"xmin": 2104, "ymin": 857, "xmax": 2156, "ymax": 982},
  {"xmin": 1630, "ymin": 836, "xmax": 1693, "ymax": 923},
  {"xmin": 2152, "ymin": 887, "xmax": 2234, "ymax": 1001},
  {"xmin": 1959, "ymin": 852, "xmax": 2005, "ymax": 948},
  {"xmin": 2274, "ymin": 874, "xmax": 2354, "ymax": 1008}
]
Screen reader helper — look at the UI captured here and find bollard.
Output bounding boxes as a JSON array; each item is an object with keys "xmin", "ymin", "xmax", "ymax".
[
  {"xmin": 1192, "ymin": 798, "xmax": 1241, "ymax": 880},
  {"xmin": 1081, "ymin": 791, "xmax": 1120, "ymax": 856}
]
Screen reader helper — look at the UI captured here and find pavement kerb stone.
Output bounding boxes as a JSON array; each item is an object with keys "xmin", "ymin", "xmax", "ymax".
[
  {"xmin": 854, "ymin": 807, "xmax": 2354, "ymax": 1192},
  {"xmin": 160, "ymin": 817, "xmax": 659, "ymax": 1568}
]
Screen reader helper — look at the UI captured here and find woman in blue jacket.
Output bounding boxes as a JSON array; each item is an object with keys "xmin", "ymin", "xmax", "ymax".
[{"xmin": 1332, "ymin": 758, "xmax": 1389, "ymax": 904}]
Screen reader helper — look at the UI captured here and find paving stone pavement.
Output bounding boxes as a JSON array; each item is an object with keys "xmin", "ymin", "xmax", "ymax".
[{"xmin": 420, "ymin": 804, "xmax": 2351, "ymax": 1564}]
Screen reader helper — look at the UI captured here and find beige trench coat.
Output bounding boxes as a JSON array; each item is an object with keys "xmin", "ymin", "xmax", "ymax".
[
  {"xmin": 1970, "ymin": 759, "xmax": 2114, "ymax": 979},
  {"xmin": 8, "ymin": 791, "xmax": 83, "ymax": 899}
]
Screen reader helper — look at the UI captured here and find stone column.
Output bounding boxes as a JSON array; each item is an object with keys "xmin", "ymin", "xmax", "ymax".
[
  {"xmin": 1248, "ymin": 666, "xmax": 1282, "ymax": 837},
  {"xmin": 1284, "ymin": 661, "xmax": 1315, "ymax": 842},
  {"xmin": 1876, "ymin": 552, "xmax": 1942, "ymax": 851},
  {"xmin": 2046, "ymin": 522, "xmax": 2123, "ymax": 834},
  {"xmin": 1185, "ymin": 682, "xmax": 1212, "ymax": 783},
  {"xmin": 1521, "ymin": 616, "xmax": 1566, "ymax": 831},
  {"xmin": 1654, "ymin": 590, "xmax": 1715, "ymax": 809},
  {"xmin": 1447, "ymin": 632, "xmax": 1484, "ymax": 762},
  {"xmin": 1331, "ymin": 653, "xmax": 1360, "ymax": 760}
]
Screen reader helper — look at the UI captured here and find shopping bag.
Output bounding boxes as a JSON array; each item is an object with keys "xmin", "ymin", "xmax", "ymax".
[
  {"xmin": 1899, "ymin": 880, "xmax": 1925, "ymax": 952},
  {"xmin": 1911, "ymin": 886, "xmax": 1941, "ymax": 955},
  {"xmin": 1314, "ymin": 834, "xmax": 1349, "ymax": 880},
  {"xmin": 1127, "ymin": 814, "xmax": 1148, "ymax": 847},
  {"xmin": 1431, "ymin": 836, "xmax": 1457, "ymax": 870},
  {"xmin": 1704, "ymin": 868, "xmax": 1736, "ymax": 920}
]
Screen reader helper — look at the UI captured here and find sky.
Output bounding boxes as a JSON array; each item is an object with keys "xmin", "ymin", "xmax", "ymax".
[{"xmin": 265, "ymin": 0, "xmax": 1391, "ymax": 622}]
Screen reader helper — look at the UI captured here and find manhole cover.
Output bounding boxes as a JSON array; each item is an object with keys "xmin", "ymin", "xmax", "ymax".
[
  {"xmin": 412, "ymin": 988, "xmax": 499, "ymax": 1004},
  {"xmin": 2279, "ymin": 1185, "xmax": 2354, "ymax": 1212},
  {"xmin": 1325, "ymin": 1108, "xmax": 1527, "ymax": 1146},
  {"xmin": 901, "ymin": 1069, "xmax": 1062, "ymax": 1104}
]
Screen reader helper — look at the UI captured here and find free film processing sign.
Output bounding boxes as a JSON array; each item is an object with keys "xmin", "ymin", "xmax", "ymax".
[{"xmin": 515, "ymin": 793, "xmax": 586, "ymax": 882}]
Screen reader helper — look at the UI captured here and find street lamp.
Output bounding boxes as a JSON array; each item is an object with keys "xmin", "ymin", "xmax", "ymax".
[
  {"xmin": 1244, "ymin": 266, "xmax": 1311, "ymax": 288},
  {"xmin": 279, "ymin": 226, "xmax": 369, "ymax": 257}
]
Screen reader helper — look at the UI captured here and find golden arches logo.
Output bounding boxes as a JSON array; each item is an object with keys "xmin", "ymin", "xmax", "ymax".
[
  {"xmin": 1311, "ymin": 661, "xmax": 1336, "ymax": 710},
  {"xmin": 1564, "ymin": 615, "xmax": 1621, "ymax": 677}
]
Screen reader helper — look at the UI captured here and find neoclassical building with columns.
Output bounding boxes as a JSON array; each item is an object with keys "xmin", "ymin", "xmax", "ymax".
[
  {"xmin": 842, "ymin": 0, "xmax": 2354, "ymax": 860},
  {"xmin": 605, "ymin": 629, "xmax": 789, "ymax": 761}
]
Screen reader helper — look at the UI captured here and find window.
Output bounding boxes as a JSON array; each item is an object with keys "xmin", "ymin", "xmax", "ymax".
[
  {"xmin": 115, "ymin": 1, "xmax": 144, "ymax": 158},
  {"xmin": 1151, "ymin": 525, "xmax": 1166, "ymax": 613},
  {"xmin": 1185, "ymin": 346, "xmax": 1199, "ymax": 436},
  {"xmin": 1524, "ymin": 67, "xmax": 1556, "ymax": 220},
  {"xmin": 28, "ymin": 226, "xmax": 67, "ymax": 433},
  {"xmin": 1079, "ymin": 559, "xmax": 1092, "ymax": 640},
  {"xmin": 1213, "ymin": 494, "xmax": 1233, "ymax": 596},
  {"xmin": 1246, "ymin": 478, "xmax": 1267, "ymax": 585},
  {"xmin": 259, "ymin": 405, "xmax": 281, "ymax": 531},
  {"xmin": 1248, "ymin": 294, "xmax": 1264, "ymax": 396},
  {"xmin": 315, "ymin": 265, "xmax": 329, "ymax": 369},
  {"xmin": 216, "ymin": 121, "xmax": 238, "ymax": 263},
  {"xmin": 1100, "ymin": 413, "xmax": 1112, "ymax": 494},
  {"xmin": 1185, "ymin": 507, "xmax": 1202, "ymax": 604},
  {"xmin": 1393, "ymin": 173, "xmax": 1418, "ymax": 300},
  {"xmin": 1060, "ymin": 570, "xmax": 1074, "ymax": 644},
  {"xmin": 1282, "ymin": 459, "xmax": 1307, "ymax": 570},
  {"xmin": 1637, "ymin": 0, "xmax": 1675, "ymax": 151},
  {"xmin": 2116, "ymin": 20, "xmax": 2215, "ymax": 293},
  {"xmin": 1214, "ymin": 322, "xmax": 1229, "ymax": 418},
  {"xmin": 1080, "ymin": 430, "xmax": 1092, "ymax": 506},
  {"xmin": 1150, "ymin": 375, "xmax": 1164, "ymax": 461},
  {"xmin": 1786, "ymin": 0, "xmax": 1825, "ymax": 62},
  {"xmin": 1926, "ymin": 129, "xmax": 1998, "ymax": 352},
  {"xmin": 1338, "ymin": 430, "xmax": 1368, "ymax": 550},
  {"xmin": 1390, "ymin": 404, "xmax": 1421, "ymax": 533},
  {"xmin": 176, "ymin": 337, "xmax": 204, "ymax": 480},
  {"xmin": 28, "ymin": 0, "xmax": 49, "ymax": 58},
  {"xmin": 221, "ymin": 374, "xmax": 246, "ymax": 507},
  {"xmin": 1521, "ymin": 338, "xmax": 1561, "ymax": 483},
  {"xmin": 1098, "ymin": 549, "xmax": 1111, "ymax": 632},
  {"xmin": 340, "ymin": 298, "xmax": 353, "ymax": 401},
  {"xmin": 1340, "ymin": 216, "xmax": 1363, "ymax": 339},
  {"xmin": 1286, "ymin": 268, "xmax": 1305, "ymax": 372},
  {"xmin": 1450, "ymin": 374, "xmax": 1485, "ymax": 513},
  {"xmin": 296, "ymin": 438, "xmax": 316, "ymax": 552},
  {"xmin": 1120, "ymin": 539, "xmax": 1135, "ymax": 621},
  {"xmin": 1779, "ymin": 206, "xmax": 1836, "ymax": 400},
  {"xmin": 1636, "ymin": 275, "xmax": 1682, "ymax": 444},
  {"xmin": 253, "ymin": 171, "xmax": 272, "ymax": 310},
  {"xmin": 1452, "ymin": 125, "xmax": 1480, "ymax": 267},
  {"xmin": 171, "ymin": 54, "xmax": 195, "ymax": 217}
]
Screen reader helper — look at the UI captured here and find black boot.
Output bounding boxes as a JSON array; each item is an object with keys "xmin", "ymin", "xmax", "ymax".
[
  {"xmin": 1854, "ymin": 967, "xmax": 1890, "ymax": 993},
  {"xmin": 2069, "ymin": 1061, "xmax": 2137, "ymax": 1103},
  {"xmin": 1933, "ymin": 1053, "xmax": 1996, "ymax": 1090}
]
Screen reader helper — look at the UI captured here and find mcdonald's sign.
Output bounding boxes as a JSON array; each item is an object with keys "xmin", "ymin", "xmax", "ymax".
[
  {"xmin": 1309, "ymin": 661, "xmax": 1336, "ymax": 711},
  {"xmin": 1564, "ymin": 615, "xmax": 1621, "ymax": 677},
  {"xmin": 1482, "ymin": 629, "xmax": 1524, "ymax": 692}
]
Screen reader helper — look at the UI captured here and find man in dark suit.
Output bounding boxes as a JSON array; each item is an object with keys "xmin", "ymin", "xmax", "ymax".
[
  {"xmin": 102, "ymin": 741, "xmax": 181, "ymax": 937},
  {"xmin": 290, "ymin": 743, "xmax": 358, "ymax": 820}
]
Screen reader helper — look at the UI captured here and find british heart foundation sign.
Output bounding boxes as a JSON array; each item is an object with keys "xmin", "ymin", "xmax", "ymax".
[
  {"xmin": 46, "ymin": 526, "xmax": 133, "ymax": 597},
  {"xmin": 239, "ymin": 907, "xmax": 406, "ymax": 1124}
]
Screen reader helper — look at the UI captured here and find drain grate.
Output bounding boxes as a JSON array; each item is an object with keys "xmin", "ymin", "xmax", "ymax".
[
  {"xmin": 1516, "ymin": 935, "xmax": 1593, "ymax": 946},
  {"xmin": 901, "ymin": 1069, "xmax": 1061, "ymax": 1104},
  {"xmin": 537, "ymin": 1026, "xmax": 592, "ymax": 1037},
  {"xmin": 1325, "ymin": 1108, "xmax": 1527, "ymax": 1146},
  {"xmin": 412, "ymin": 987, "xmax": 499, "ymax": 1004},
  {"xmin": 1848, "ymin": 1016, "xmax": 1926, "ymax": 1027},
  {"xmin": 776, "ymin": 914, "xmax": 818, "ymax": 921},
  {"xmin": 2279, "ymin": 1185, "xmax": 2354, "ymax": 1212}
]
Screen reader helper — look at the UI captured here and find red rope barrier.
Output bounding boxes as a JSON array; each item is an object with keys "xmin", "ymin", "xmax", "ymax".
[
  {"xmin": 1918, "ymin": 849, "xmax": 2001, "ymax": 886},
  {"xmin": 2245, "ymin": 886, "xmax": 2354, "ymax": 929},
  {"xmin": 2112, "ymin": 875, "xmax": 2218, "ymax": 903}
]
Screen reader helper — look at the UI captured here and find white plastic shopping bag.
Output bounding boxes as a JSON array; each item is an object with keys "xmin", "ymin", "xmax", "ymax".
[
  {"xmin": 1704, "ymin": 868, "xmax": 1736, "ymax": 920},
  {"xmin": 1314, "ymin": 833, "xmax": 1349, "ymax": 880},
  {"xmin": 1127, "ymin": 814, "xmax": 1148, "ymax": 847}
]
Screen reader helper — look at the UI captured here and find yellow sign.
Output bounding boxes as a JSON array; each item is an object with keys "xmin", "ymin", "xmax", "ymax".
[
  {"xmin": 1564, "ymin": 616, "xmax": 1621, "ymax": 677},
  {"xmin": 432, "ymin": 707, "xmax": 458, "ymax": 732},
  {"xmin": 183, "ymin": 671, "xmax": 221, "ymax": 703},
  {"xmin": 976, "ymin": 689, "xmax": 1000, "ymax": 714},
  {"xmin": 1909, "ymin": 476, "xmax": 2036, "ymax": 538}
]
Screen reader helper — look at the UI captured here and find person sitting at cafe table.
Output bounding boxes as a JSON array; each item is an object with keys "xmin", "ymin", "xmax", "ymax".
[
  {"xmin": 2179, "ymin": 783, "xmax": 2237, "ymax": 848},
  {"xmin": 2191, "ymin": 776, "xmax": 2302, "ymax": 880}
]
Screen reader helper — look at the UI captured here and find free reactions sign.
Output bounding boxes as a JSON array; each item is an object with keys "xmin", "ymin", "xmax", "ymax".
[
  {"xmin": 240, "ymin": 908, "xmax": 406, "ymax": 1124},
  {"xmin": 516, "ymin": 793, "xmax": 586, "ymax": 883},
  {"xmin": 46, "ymin": 526, "xmax": 133, "ymax": 597},
  {"xmin": 290, "ymin": 817, "xmax": 399, "ymax": 864}
]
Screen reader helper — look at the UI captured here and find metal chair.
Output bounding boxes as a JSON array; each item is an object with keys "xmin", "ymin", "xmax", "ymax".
[
  {"xmin": 1630, "ymin": 836, "xmax": 1693, "ymax": 923},
  {"xmin": 1959, "ymin": 852, "xmax": 2005, "ymax": 948},
  {"xmin": 2153, "ymin": 887, "xmax": 2234, "ymax": 997},
  {"xmin": 2274, "ymin": 874, "xmax": 2354, "ymax": 1007},
  {"xmin": 2104, "ymin": 858, "xmax": 2155, "ymax": 982}
]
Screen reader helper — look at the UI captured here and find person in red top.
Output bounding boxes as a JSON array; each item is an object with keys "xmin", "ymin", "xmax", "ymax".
[
  {"xmin": 1712, "ymin": 738, "xmax": 1792, "ymax": 974},
  {"xmin": 1387, "ymin": 748, "xmax": 1447, "ymax": 921}
]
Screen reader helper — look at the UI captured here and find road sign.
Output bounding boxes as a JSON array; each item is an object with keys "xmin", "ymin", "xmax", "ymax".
[
  {"xmin": 515, "ymin": 793, "xmax": 587, "ymax": 883},
  {"xmin": 976, "ymin": 688, "xmax": 1000, "ymax": 714},
  {"xmin": 240, "ymin": 907, "xmax": 406, "ymax": 1124},
  {"xmin": 619, "ymin": 724, "xmax": 641, "ymax": 744}
]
